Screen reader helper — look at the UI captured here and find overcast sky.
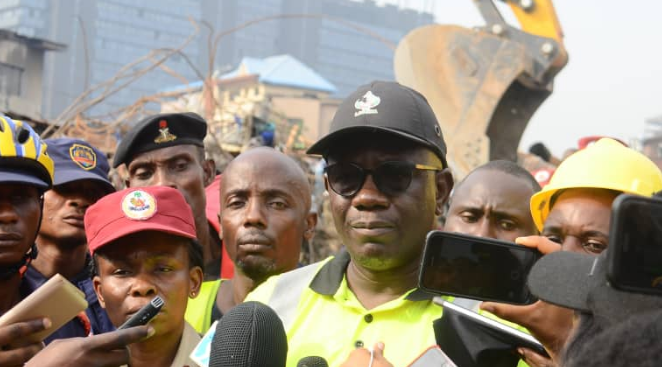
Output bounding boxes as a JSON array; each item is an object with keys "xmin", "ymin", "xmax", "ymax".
[{"xmin": 379, "ymin": 0, "xmax": 662, "ymax": 157}]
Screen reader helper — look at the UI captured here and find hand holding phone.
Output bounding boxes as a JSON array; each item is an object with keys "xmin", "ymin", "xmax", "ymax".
[
  {"xmin": 419, "ymin": 231, "xmax": 542, "ymax": 305},
  {"xmin": 0, "ymin": 274, "xmax": 87, "ymax": 344},
  {"xmin": 0, "ymin": 318, "xmax": 49, "ymax": 367}
]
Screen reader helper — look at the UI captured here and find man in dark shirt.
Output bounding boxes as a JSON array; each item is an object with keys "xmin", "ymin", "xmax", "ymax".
[{"xmin": 23, "ymin": 138, "xmax": 115, "ymax": 342}]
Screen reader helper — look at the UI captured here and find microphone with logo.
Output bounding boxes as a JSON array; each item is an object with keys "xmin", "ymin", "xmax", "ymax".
[{"xmin": 209, "ymin": 301, "xmax": 288, "ymax": 367}]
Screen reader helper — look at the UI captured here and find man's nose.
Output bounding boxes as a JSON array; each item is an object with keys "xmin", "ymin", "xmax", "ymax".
[
  {"xmin": 561, "ymin": 236, "xmax": 583, "ymax": 253},
  {"xmin": 243, "ymin": 199, "xmax": 267, "ymax": 228},
  {"xmin": 470, "ymin": 218, "xmax": 495, "ymax": 239},
  {"xmin": 152, "ymin": 169, "xmax": 177, "ymax": 189},
  {"xmin": 0, "ymin": 202, "xmax": 19, "ymax": 224},
  {"xmin": 351, "ymin": 175, "xmax": 389, "ymax": 210}
]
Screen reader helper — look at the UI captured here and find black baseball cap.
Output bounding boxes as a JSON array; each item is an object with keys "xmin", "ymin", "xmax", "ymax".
[
  {"xmin": 307, "ymin": 81, "xmax": 447, "ymax": 167},
  {"xmin": 45, "ymin": 138, "xmax": 114, "ymax": 193},
  {"xmin": 113, "ymin": 112, "xmax": 207, "ymax": 168},
  {"xmin": 528, "ymin": 251, "xmax": 662, "ymax": 324}
]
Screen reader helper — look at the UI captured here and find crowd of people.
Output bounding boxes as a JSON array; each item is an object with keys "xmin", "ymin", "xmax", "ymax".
[{"xmin": 1, "ymin": 80, "xmax": 661, "ymax": 367}]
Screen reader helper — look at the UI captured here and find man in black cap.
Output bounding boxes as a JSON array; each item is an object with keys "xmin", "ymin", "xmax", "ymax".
[
  {"xmin": 113, "ymin": 112, "xmax": 222, "ymax": 279},
  {"xmin": 246, "ymin": 81, "xmax": 454, "ymax": 367},
  {"xmin": 23, "ymin": 138, "xmax": 116, "ymax": 342}
]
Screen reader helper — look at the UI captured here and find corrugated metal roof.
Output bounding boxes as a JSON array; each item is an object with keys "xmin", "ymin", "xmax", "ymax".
[
  {"xmin": 222, "ymin": 55, "xmax": 337, "ymax": 93},
  {"xmin": 162, "ymin": 54, "xmax": 336, "ymax": 94}
]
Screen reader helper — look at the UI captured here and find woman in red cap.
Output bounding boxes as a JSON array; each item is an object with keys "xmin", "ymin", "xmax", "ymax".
[{"xmin": 88, "ymin": 186, "xmax": 204, "ymax": 367}]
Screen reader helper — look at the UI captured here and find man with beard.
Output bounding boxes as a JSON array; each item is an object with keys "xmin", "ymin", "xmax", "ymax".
[
  {"xmin": 24, "ymin": 138, "xmax": 116, "ymax": 342},
  {"xmin": 185, "ymin": 147, "xmax": 316, "ymax": 333},
  {"xmin": 247, "ymin": 81, "xmax": 454, "ymax": 367}
]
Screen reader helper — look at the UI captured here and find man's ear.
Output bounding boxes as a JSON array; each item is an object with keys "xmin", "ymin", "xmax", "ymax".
[
  {"xmin": 303, "ymin": 212, "xmax": 318, "ymax": 241},
  {"xmin": 203, "ymin": 159, "xmax": 215, "ymax": 187},
  {"xmin": 92, "ymin": 276, "xmax": 106, "ymax": 308},
  {"xmin": 188, "ymin": 266, "xmax": 204, "ymax": 299},
  {"xmin": 435, "ymin": 169, "xmax": 454, "ymax": 216}
]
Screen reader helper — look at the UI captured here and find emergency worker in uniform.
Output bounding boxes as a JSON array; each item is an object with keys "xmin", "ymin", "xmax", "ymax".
[
  {"xmin": 89, "ymin": 186, "xmax": 204, "ymax": 367},
  {"xmin": 0, "ymin": 116, "xmax": 150, "ymax": 367},
  {"xmin": 113, "ymin": 112, "xmax": 231, "ymax": 279},
  {"xmin": 24, "ymin": 138, "xmax": 115, "ymax": 342},
  {"xmin": 247, "ymin": 81, "xmax": 454, "ymax": 367}
]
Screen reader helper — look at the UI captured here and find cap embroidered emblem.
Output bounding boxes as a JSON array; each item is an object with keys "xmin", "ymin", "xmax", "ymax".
[
  {"xmin": 121, "ymin": 190, "xmax": 157, "ymax": 220},
  {"xmin": 354, "ymin": 91, "xmax": 381, "ymax": 117},
  {"xmin": 154, "ymin": 120, "xmax": 177, "ymax": 144},
  {"xmin": 69, "ymin": 144, "xmax": 97, "ymax": 170}
]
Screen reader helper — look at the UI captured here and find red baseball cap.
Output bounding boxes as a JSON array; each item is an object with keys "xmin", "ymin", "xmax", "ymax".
[{"xmin": 85, "ymin": 186, "xmax": 197, "ymax": 255}]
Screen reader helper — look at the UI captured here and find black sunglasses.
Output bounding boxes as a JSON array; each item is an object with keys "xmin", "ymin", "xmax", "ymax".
[{"xmin": 324, "ymin": 161, "xmax": 443, "ymax": 197}]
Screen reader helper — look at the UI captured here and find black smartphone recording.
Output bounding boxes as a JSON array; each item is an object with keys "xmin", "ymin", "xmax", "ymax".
[
  {"xmin": 419, "ymin": 231, "xmax": 542, "ymax": 305},
  {"xmin": 608, "ymin": 194, "xmax": 662, "ymax": 295}
]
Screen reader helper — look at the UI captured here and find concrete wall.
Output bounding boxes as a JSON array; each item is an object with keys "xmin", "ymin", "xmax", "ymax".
[{"xmin": 0, "ymin": 38, "xmax": 45, "ymax": 117}]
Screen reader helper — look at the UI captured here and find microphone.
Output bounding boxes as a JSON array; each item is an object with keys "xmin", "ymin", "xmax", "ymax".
[
  {"xmin": 296, "ymin": 356, "xmax": 328, "ymax": 367},
  {"xmin": 209, "ymin": 301, "xmax": 288, "ymax": 367}
]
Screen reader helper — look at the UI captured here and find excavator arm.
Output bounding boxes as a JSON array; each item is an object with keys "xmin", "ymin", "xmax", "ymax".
[{"xmin": 394, "ymin": 0, "xmax": 568, "ymax": 177}]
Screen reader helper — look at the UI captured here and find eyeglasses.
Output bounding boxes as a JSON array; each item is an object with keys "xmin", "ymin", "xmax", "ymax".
[{"xmin": 324, "ymin": 161, "xmax": 443, "ymax": 197}]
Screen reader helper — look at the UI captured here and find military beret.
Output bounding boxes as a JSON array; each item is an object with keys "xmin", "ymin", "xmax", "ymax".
[{"xmin": 113, "ymin": 112, "xmax": 207, "ymax": 168}]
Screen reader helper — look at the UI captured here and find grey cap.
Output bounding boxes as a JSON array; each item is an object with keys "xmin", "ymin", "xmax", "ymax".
[
  {"xmin": 307, "ymin": 81, "xmax": 447, "ymax": 167},
  {"xmin": 528, "ymin": 251, "xmax": 662, "ymax": 323}
]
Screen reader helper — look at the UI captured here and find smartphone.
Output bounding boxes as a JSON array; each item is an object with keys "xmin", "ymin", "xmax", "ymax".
[
  {"xmin": 419, "ymin": 231, "xmax": 542, "ymax": 305},
  {"xmin": 607, "ymin": 194, "xmax": 662, "ymax": 295},
  {"xmin": 435, "ymin": 298, "xmax": 549, "ymax": 358},
  {"xmin": 0, "ymin": 274, "xmax": 88, "ymax": 343},
  {"xmin": 408, "ymin": 345, "xmax": 458, "ymax": 367}
]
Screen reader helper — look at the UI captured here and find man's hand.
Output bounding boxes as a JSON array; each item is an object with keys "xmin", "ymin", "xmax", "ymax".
[
  {"xmin": 480, "ymin": 235, "xmax": 571, "ymax": 363},
  {"xmin": 518, "ymin": 347, "xmax": 559, "ymax": 367},
  {"xmin": 24, "ymin": 325, "xmax": 154, "ymax": 367},
  {"xmin": 339, "ymin": 342, "xmax": 394, "ymax": 367},
  {"xmin": 515, "ymin": 236, "xmax": 562, "ymax": 255},
  {"xmin": 0, "ymin": 318, "xmax": 50, "ymax": 367}
]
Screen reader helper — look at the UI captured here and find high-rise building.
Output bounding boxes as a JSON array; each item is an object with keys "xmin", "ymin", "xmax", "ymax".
[
  {"xmin": 0, "ymin": 0, "xmax": 433, "ymax": 120},
  {"xmin": 0, "ymin": 0, "xmax": 202, "ymax": 119},
  {"xmin": 280, "ymin": 0, "xmax": 434, "ymax": 97}
]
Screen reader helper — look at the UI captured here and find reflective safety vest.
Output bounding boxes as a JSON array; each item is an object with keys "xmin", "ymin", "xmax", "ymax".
[
  {"xmin": 185, "ymin": 279, "xmax": 224, "ymax": 334},
  {"xmin": 245, "ymin": 253, "xmax": 443, "ymax": 367}
]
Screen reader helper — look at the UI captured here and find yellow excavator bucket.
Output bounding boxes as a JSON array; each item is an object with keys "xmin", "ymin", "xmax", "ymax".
[{"xmin": 394, "ymin": 0, "xmax": 567, "ymax": 178}]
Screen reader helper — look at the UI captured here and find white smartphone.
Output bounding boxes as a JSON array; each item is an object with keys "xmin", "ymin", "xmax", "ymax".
[
  {"xmin": 0, "ymin": 274, "xmax": 88, "ymax": 344},
  {"xmin": 435, "ymin": 297, "xmax": 549, "ymax": 357}
]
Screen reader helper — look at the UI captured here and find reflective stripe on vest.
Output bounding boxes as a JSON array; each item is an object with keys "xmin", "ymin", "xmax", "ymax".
[{"xmin": 268, "ymin": 263, "xmax": 320, "ymax": 330}]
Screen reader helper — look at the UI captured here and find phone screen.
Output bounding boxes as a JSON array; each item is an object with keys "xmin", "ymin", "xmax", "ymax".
[
  {"xmin": 419, "ymin": 231, "xmax": 541, "ymax": 304},
  {"xmin": 609, "ymin": 195, "xmax": 662, "ymax": 295}
]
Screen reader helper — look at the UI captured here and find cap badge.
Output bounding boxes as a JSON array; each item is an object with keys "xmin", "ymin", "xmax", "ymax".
[
  {"xmin": 69, "ymin": 144, "xmax": 97, "ymax": 170},
  {"xmin": 121, "ymin": 190, "xmax": 157, "ymax": 220},
  {"xmin": 154, "ymin": 120, "xmax": 177, "ymax": 144},
  {"xmin": 354, "ymin": 91, "xmax": 381, "ymax": 117}
]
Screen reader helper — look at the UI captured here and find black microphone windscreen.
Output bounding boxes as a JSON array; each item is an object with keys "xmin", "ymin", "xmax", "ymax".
[
  {"xmin": 296, "ymin": 356, "xmax": 328, "ymax": 367},
  {"xmin": 209, "ymin": 301, "xmax": 288, "ymax": 367}
]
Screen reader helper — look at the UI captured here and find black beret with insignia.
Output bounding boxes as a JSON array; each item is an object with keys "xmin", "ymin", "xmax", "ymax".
[{"xmin": 113, "ymin": 112, "xmax": 207, "ymax": 168}]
